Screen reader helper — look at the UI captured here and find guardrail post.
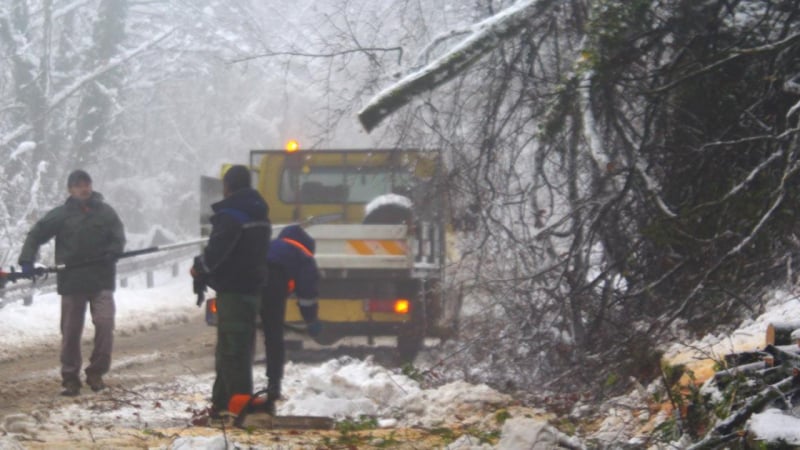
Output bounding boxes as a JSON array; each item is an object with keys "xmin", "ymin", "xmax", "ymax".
[
  {"xmin": 24, "ymin": 294, "xmax": 33, "ymax": 306},
  {"xmin": 172, "ymin": 263, "xmax": 179, "ymax": 277},
  {"xmin": 147, "ymin": 271, "xmax": 154, "ymax": 288},
  {"xmin": 120, "ymin": 278, "xmax": 128, "ymax": 288}
]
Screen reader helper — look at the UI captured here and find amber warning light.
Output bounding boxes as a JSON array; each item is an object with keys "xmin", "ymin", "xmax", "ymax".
[
  {"xmin": 394, "ymin": 299, "xmax": 410, "ymax": 314},
  {"xmin": 366, "ymin": 298, "xmax": 410, "ymax": 314},
  {"xmin": 285, "ymin": 140, "xmax": 300, "ymax": 153}
]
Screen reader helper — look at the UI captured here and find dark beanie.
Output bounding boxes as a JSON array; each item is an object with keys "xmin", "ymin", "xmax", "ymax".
[
  {"xmin": 67, "ymin": 170, "xmax": 92, "ymax": 187},
  {"xmin": 223, "ymin": 165, "xmax": 251, "ymax": 192}
]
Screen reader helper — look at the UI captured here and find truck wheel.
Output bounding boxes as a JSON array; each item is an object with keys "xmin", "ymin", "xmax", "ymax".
[
  {"xmin": 397, "ymin": 325, "xmax": 424, "ymax": 363},
  {"xmin": 397, "ymin": 296, "xmax": 426, "ymax": 363}
]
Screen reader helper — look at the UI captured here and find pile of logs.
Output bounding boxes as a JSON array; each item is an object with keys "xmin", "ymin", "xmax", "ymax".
[{"xmin": 688, "ymin": 321, "xmax": 800, "ymax": 449}]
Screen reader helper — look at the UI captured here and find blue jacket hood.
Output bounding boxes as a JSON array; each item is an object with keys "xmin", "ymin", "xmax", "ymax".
[
  {"xmin": 212, "ymin": 188, "xmax": 268, "ymax": 222},
  {"xmin": 277, "ymin": 225, "xmax": 315, "ymax": 254}
]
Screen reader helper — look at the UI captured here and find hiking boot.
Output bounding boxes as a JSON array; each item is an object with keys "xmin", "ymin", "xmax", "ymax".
[
  {"xmin": 266, "ymin": 380, "xmax": 281, "ymax": 402},
  {"xmin": 191, "ymin": 406, "xmax": 226, "ymax": 426},
  {"xmin": 61, "ymin": 380, "xmax": 81, "ymax": 397},
  {"xmin": 86, "ymin": 374, "xmax": 106, "ymax": 392},
  {"xmin": 264, "ymin": 398, "xmax": 276, "ymax": 415}
]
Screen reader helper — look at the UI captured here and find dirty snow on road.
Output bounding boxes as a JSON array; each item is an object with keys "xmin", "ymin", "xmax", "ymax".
[{"xmin": 0, "ymin": 263, "xmax": 571, "ymax": 449}]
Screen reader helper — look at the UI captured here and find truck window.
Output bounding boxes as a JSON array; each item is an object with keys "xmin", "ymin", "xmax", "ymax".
[{"xmin": 280, "ymin": 167, "xmax": 413, "ymax": 204}]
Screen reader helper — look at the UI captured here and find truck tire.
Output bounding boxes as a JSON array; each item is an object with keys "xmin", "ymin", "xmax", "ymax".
[
  {"xmin": 397, "ymin": 325, "xmax": 424, "ymax": 363},
  {"xmin": 397, "ymin": 297, "xmax": 426, "ymax": 363}
]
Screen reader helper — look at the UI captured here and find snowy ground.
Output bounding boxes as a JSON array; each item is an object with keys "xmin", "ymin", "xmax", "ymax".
[{"xmin": 0, "ymin": 261, "xmax": 572, "ymax": 449}]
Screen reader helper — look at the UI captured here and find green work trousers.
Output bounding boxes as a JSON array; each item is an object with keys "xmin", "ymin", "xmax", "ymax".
[{"xmin": 212, "ymin": 292, "xmax": 258, "ymax": 412}]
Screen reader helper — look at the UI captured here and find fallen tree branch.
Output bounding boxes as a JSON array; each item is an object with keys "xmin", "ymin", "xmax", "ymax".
[
  {"xmin": 688, "ymin": 375, "xmax": 798, "ymax": 449},
  {"xmin": 357, "ymin": 0, "xmax": 559, "ymax": 132}
]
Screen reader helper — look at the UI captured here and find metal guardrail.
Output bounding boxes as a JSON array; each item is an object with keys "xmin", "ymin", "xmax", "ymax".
[{"xmin": 0, "ymin": 246, "xmax": 200, "ymax": 308}]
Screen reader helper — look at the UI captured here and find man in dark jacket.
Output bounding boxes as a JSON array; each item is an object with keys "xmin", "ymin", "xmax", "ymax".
[
  {"xmin": 192, "ymin": 165, "xmax": 271, "ymax": 416},
  {"xmin": 18, "ymin": 170, "xmax": 125, "ymax": 396},
  {"xmin": 261, "ymin": 224, "xmax": 322, "ymax": 412}
]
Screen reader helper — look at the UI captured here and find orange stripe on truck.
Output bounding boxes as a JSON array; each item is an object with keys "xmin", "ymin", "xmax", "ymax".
[
  {"xmin": 379, "ymin": 240, "xmax": 406, "ymax": 255},
  {"xmin": 347, "ymin": 240, "xmax": 407, "ymax": 255}
]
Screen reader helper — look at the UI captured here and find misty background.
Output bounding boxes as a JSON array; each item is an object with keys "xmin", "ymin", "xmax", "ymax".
[{"xmin": 0, "ymin": 0, "xmax": 466, "ymax": 248}]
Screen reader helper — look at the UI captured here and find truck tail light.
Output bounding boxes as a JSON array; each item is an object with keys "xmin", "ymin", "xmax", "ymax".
[
  {"xmin": 208, "ymin": 298, "xmax": 217, "ymax": 314},
  {"xmin": 366, "ymin": 298, "xmax": 411, "ymax": 314}
]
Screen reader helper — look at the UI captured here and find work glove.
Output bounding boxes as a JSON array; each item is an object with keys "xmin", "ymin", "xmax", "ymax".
[
  {"xmin": 103, "ymin": 251, "xmax": 120, "ymax": 263},
  {"xmin": 193, "ymin": 276, "xmax": 207, "ymax": 295},
  {"xmin": 306, "ymin": 319, "xmax": 323, "ymax": 337},
  {"xmin": 190, "ymin": 265, "xmax": 209, "ymax": 306},
  {"xmin": 20, "ymin": 262, "xmax": 35, "ymax": 279},
  {"xmin": 299, "ymin": 302, "xmax": 318, "ymax": 323}
]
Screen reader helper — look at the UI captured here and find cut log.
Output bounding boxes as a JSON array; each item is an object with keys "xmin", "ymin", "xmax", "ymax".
[
  {"xmin": 713, "ymin": 361, "xmax": 766, "ymax": 389},
  {"xmin": 765, "ymin": 321, "xmax": 800, "ymax": 346},
  {"xmin": 723, "ymin": 350, "xmax": 768, "ymax": 367},
  {"xmin": 764, "ymin": 344, "xmax": 800, "ymax": 366}
]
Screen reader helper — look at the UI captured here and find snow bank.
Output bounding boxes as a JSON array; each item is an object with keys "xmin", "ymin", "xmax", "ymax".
[
  {"xmin": 496, "ymin": 417, "xmax": 583, "ymax": 450},
  {"xmin": 281, "ymin": 356, "xmax": 511, "ymax": 427},
  {"xmin": 170, "ymin": 435, "xmax": 230, "ymax": 450},
  {"xmin": 747, "ymin": 408, "xmax": 800, "ymax": 445},
  {"xmin": 0, "ymin": 436, "xmax": 26, "ymax": 450}
]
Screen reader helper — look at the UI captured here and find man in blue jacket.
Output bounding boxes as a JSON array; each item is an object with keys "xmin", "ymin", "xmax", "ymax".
[
  {"xmin": 192, "ymin": 165, "xmax": 271, "ymax": 417},
  {"xmin": 261, "ymin": 224, "xmax": 322, "ymax": 412}
]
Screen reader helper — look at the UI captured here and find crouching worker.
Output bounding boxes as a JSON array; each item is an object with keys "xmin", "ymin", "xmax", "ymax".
[
  {"xmin": 261, "ymin": 224, "xmax": 322, "ymax": 413},
  {"xmin": 191, "ymin": 165, "xmax": 271, "ymax": 419}
]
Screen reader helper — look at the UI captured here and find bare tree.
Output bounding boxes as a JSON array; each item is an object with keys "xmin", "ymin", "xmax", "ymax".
[{"xmin": 357, "ymin": 0, "xmax": 800, "ymax": 397}]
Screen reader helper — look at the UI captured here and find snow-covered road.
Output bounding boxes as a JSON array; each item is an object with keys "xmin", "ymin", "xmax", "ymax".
[{"xmin": 0, "ymin": 264, "xmax": 566, "ymax": 449}]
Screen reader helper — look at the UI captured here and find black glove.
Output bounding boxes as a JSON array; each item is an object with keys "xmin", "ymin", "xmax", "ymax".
[
  {"xmin": 193, "ymin": 276, "xmax": 207, "ymax": 296},
  {"xmin": 299, "ymin": 302, "xmax": 318, "ymax": 323},
  {"xmin": 103, "ymin": 251, "xmax": 120, "ymax": 263},
  {"xmin": 19, "ymin": 262, "xmax": 45, "ymax": 280}
]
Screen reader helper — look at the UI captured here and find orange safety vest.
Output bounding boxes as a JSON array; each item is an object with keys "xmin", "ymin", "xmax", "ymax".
[{"xmin": 280, "ymin": 237, "xmax": 313, "ymax": 293}]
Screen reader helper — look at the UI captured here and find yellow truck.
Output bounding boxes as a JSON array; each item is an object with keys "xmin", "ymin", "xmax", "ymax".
[{"xmin": 201, "ymin": 146, "xmax": 449, "ymax": 361}]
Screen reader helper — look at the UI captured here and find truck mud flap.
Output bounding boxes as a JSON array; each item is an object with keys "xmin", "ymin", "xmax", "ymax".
[{"xmin": 239, "ymin": 414, "xmax": 335, "ymax": 430}]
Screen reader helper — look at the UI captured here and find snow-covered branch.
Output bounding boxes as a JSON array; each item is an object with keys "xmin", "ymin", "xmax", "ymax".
[
  {"xmin": 652, "ymin": 32, "xmax": 800, "ymax": 94},
  {"xmin": 0, "ymin": 124, "xmax": 34, "ymax": 150},
  {"xmin": 47, "ymin": 29, "xmax": 176, "ymax": 111},
  {"xmin": 230, "ymin": 46, "xmax": 404, "ymax": 65},
  {"xmin": 357, "ymin": 0, "xmax": 558, "ymax": 132}
]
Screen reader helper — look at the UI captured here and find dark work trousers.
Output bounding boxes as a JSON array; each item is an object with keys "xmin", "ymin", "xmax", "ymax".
[
  {"xmin": 212, "ymin": 292, "xmax": 258, "ymax": 412},
  {"xmin": 261, "ymin": 265, "xmax": 289, "ymax": 385},
  {"xmin": 60, "ymin": 290, "xmax": 115, "ymax": 386}
]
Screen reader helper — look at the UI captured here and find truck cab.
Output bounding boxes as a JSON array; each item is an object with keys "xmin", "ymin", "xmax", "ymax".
[{"xmin": 202, "ymin": 146, "xmax": 449, "ymax": 361}]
